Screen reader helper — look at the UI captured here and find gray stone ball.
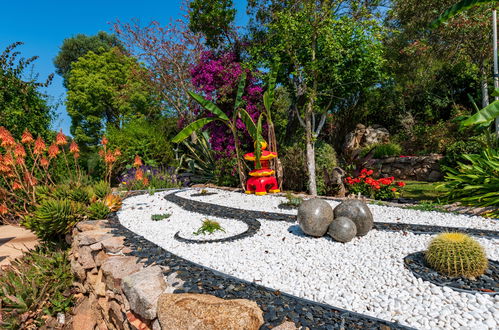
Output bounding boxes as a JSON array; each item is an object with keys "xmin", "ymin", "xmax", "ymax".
[
  {"xmin": 297, "ymin": 198, "xmax": 334, "ymax": 237},
  {"xmin": 327, "ymin": 217, "xmax": 357, "ymax": 243},
  {"xmin": 333, "ymin": 199, "xmax": 373, "ymax": 236}
]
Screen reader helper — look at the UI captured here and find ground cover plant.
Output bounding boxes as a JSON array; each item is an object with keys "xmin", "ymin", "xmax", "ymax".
[{"xmin": 193, "ymin": 218, "xmax": 226, "ymax": 235}]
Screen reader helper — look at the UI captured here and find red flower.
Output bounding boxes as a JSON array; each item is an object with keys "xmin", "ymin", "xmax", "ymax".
[
  {"xmin": 0, "ymin": 203, "xmax": 8, "ymax": 215},
  {"xmin": 366, "ymin": 169, "xmax": 373, "ymax": 176},
  {"xmin": 391, "ymin": 188, "xmax": 397, "ymax": 192},
  {"xmin": 69, "ymin": 141, "xmax": 79, "ymax": 154},
  {"xmin": 48, "ymin": 143, "xmax": 60, "ymax": 159},
  {"xmin": 55, "ymin": 130, "xmax": 67, "ymax": 146},
  {"xmin": 12, "ymin": 181, "xmax": 22, "ymax": 190},
  {"xmin": 101, "ymin": 135, "xmax": 108, "ymax": 145},
  {"xmin": 40, "ymin": 157, "xmax": 50, "ymax": 168},
  {"xmin": 16, "ymin": 157, "xmax": 25, "ymax": 166},
  {"xmin": 133, "ymin": 155, "xmax": 143, "ymax": 168},
  {"xmin": 21, "ymin": 129, "xmax": 34, "ymax": 144},
  {"xmin": 14, "ymin": 144, "xmax": 26, "ymax": 158},
  {"xmin": 396, "ymin": 181, "xmax": 405, "ymax": 187},
  {"xmin": 34, "ymin": 137, "xmax": 46, "ymax": 155}
]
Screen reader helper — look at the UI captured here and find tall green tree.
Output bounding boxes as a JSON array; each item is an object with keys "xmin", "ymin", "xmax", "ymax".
[
  {"xmin": 54, "ymin": 31, "xmax": 124, "ymax": 88},
  {"xmin": 249, "ymin": 0, "xmax": 385, "ymax": 195},
  {"xmin": 66, "ymin": 47, "xmax": 159, "ymax": 147},
  {"xmin": 0, "ymin": 42, "xmax": 53, "ymax": 139},
  {"xmin": 189, "ymin": 0, "xmax": 236, "ymax": 49}
]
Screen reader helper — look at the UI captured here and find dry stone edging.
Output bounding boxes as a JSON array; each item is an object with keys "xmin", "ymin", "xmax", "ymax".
[{"xmin": 68, "ymin": 219, "xmax": 266, "ymax": 330}]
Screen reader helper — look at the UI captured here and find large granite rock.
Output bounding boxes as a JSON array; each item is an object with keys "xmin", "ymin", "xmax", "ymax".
[
  {"xmin": 343, "ymin": 124, "xmax": 390, "ymax": 154},
  {"xmin": 327, "ymin": 216, "xmax": 357, "ymax": 243},
  {"xmin": 123, "ymin": 266, "xmax": 167, "ymax": 320},
  {"xmin": 333, "ymin": 200, "xmax": 373, "ymax": 236},
  {"xmin": 156, "ymin": 293, "xmax": 264, "ymax": 330},
  {"xmin": 101, "ymin": 256, "xmax": 143, "ymax": 293},
  {"xmin": 297, "ymin": 199, "xmax": 334, "ymax": 237}
]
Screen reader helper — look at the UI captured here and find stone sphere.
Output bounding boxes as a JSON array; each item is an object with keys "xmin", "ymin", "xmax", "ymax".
[
  {"xmin": 297, "ymin": 198, "xmax": 334, "ymax": 237},
  {"xmin": 333, "ymin": 199, "xmax": 373, "ymax": 236},
  {"xmin": 327, "ymin": 217, "xmax": 357, "ymax": 243}
]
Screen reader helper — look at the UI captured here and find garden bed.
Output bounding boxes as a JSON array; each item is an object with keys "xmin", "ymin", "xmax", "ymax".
[{"xmin": 116, "ymin": 188, "xmax": 499, "ymax": 329}]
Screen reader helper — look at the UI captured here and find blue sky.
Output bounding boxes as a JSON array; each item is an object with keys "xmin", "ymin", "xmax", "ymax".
[{"xmin": 1, "ymin": 0, "xmax": 248, "ymax": 135}]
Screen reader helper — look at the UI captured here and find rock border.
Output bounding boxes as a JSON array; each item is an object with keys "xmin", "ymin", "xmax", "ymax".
[{"xmin": 403, "ymin": 252, "xmax": 498, "ymax": 296}]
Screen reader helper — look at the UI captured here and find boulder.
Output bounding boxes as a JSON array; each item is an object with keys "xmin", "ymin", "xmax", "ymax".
[
  {"xmin": 156, "ymin": 293, "xmax": 264, "ymax": 330},
  {"xmin": 123, "ymin": 266, "xmax": 167, "ymax": 320},
  {"xmin": 297, "ymin": 199, "xmax": 334, "ymax": 237},
  {"xmin": 101, "ymin": 256, "xmax": 143, "ymax": 293},
  {"xmin": 343, "ymin": 124, "xmax": 390, "ymax": 154},
  {"xmin": 327, "ymin": 217, "xmax": 357, "ymax": 243},
  {"xmin": 333, "ymin": 200, "xmax": 373, "ymax": 236}
]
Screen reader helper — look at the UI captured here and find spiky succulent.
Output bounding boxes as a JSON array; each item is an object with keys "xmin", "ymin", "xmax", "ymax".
[
  {"xmin": 52, "ymin": 184, "xmax": 71, "ymax": 199},
  {"xmin": 87, "ymin": 201, "xmax": 111, "ymax": 220},
  {"xmin": 92, "ymin": 181, "xmax": 111, "ymax": 200},
  {"xmin": 103, "ymin": 194, "xmax": 122, "ymax": 212},
  {"xmin": 69, "ymin": 186, "xmax": 90, "ymax": 204},
  {"xmin": 23, "ymin": 199, "xmax": 87, "ymax": 241},
  {"xmin": 425, "ymin": 233, "xmax": 488, "ymax": 279}
]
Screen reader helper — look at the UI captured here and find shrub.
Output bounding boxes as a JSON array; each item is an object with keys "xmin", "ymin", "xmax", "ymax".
[
  {"xmin": 107, "ymin": 116, "xmax": 175, "ymax": 170},
  {"xmin": 0, "ymin": 246, "xmax": 74, "ymax": 328},
  {"xmin": 425, "ymin": 233, "xmax": 488, "ymax": 278},
  {"xmin": 344, "ymin": 168, "xmax": 405, "ymax": 200},
  {"xmin": 92, "ymin": 180, "xmax": 111, "ymax": 199},
  {"xmin": 118, "ymin": 165, "xmax": 185, "ymax": 190},
  {"xmin": 443, "ymin": 149, "xmax": 499, "ymax": 218},
  {"xmin": 315, "ymin": 141, "xmax": 338, "ymax": 195},
  {"xmin": 361, "ymin": 142, "xmax": 402, "ymax": 159},
  {"xmin": 23, "ymin": 199, "xmax": 87, "ymax": 241},
  {"xmin": 87, "ymin": 201, "xmax": 111, "ymax": 219},
  {"xmin": 213, "ymin": 156, "xmax": 240, "ymax": 188},
  {"xmin": 280, "ymin": 192, "xmax": 303, "ymax": 208},
  {"xmin": 442, "ymin": 138, "xmax": 485, "ymax": 168}
]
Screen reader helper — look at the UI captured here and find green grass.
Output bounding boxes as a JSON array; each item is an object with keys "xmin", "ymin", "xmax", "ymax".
[{"xmin": 400, "ymin": 181, "xmax": 448, "ymax": 202}]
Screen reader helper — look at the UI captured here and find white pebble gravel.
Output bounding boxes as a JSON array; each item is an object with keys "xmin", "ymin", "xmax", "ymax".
[{"xmin": 118, "ymin": 188, "xmax": 499, "ymax": 330}]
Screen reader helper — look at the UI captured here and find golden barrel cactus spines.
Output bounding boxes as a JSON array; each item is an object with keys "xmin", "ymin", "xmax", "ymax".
[{"xmin": 425, "ymin": 233, "xmax": 488, "ymax": 279}]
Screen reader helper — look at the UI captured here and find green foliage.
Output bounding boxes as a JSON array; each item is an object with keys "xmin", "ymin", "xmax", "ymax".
[
  {"xmin": 178, "ymin": 131, "xmax": 217, "ymax": 183},
  {"xmin": 315, "ymin": 142, "xmax": 338, "ymax": 196},
  {"xmin": 54, "ymin": 31, "xmax": 124, "ymax": 87},
  {"xmin": 443, "ymin": 149, "xmax": 499, "ymax": 217},
  {"xmin": 70, "ymin": 186, "xmax": 91, "ymax": 204},
  {"xmin": 66, "ymin": 47, "xmax": 159, "ymax": 147},
  {"xmin": 425, "ymin": 233, "xmax": 488, "ymax": 278},
  {"xmin": 213, "ymin": 156, "xmax": 240, "ymax": 187},
  {"xmin": 87, "ymin": 201, "xmax": 111, "ymax": 220},
  {"xmin": 431, "ymin": 0, "xmax": 493, "ymax": 28},
  {"xmin": 189, "ymin": 0, "xmax": 236, "ymax": 48},
  {"xmin": 107, "ymin": 117, "xmax": 175, "ymax": 169},
  {"xmin": 406, "ymin": 202, "xmax": 448, "ymax": 213},
  {"xmin": 461, "ymin": 98, "xmax": 499, "ymax": 128},
  {"xmin": 0, "ymin": 42, "xmax": 53, "ymax": 140},
  {"xmin": 280, "ymin": 192, "xmax": 303, "ymax": 208},
  {"xmin": 193, "ymin": 218, "xmax": 226, "ymax": 235},
  {"xmin": 442, "ymin": 138, "xmax": 485, "ymax": 168},
  {"xmin": 361, "ymin": 143, "xmax": 403, "ymax": 159},
  {"xmin": 151, "ymin": 213, "xmax": 171, "ymax": 221},
  {"xmin": 0, "ymin": 246, "xmax": 74, "ymax": 328},
  {"xmin": 23, "ymin": 199, "xmax": 87, "ymax": 241},
  {"xmin": 92, "ymin": 180, "xmax": 112, "ymax": 199},
  {"xmin": 400, "ymin": 181, "xmax": 448, "ymax": 202}
]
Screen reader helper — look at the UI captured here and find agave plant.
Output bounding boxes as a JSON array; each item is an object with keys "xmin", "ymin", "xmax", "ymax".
[
  {"xmin": 178, "ymin": 131, "xmax": 217, "ymax": 183},
  {"xmin": 443, "ymin": 149, "xmax": 499, "ymax": 217}
]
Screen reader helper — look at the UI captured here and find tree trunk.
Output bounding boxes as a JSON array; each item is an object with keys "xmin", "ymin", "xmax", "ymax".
[
  {"xmin": 481, "ymin": 65, "xmax": 490, "ymax": 108},
  {"xmin": 305, "ymin": 101, "xmax": 317, "ymax": 196}
]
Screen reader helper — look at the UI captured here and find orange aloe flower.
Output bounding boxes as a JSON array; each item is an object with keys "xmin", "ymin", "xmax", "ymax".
[
  {"xmin": 104, "ymin": 151, "xmax": 116, "ymax": 164},
  {"xmin": 73, "ymin": 152, "xmax": 80, "ymax": 160},
  {"xmin": 14, "ymin": 144, "xmax": 26, "ymax": 158},
  {"xmin": 133, "ymin": 155, "xmax": 143, "ymax": 168},
  {"xmin": 48, "ymin": 143, "xmax": 60, "ymax": 159},
  {"xmin": 21, "ymin": 129, "xmax": 34, "ymax": 144},
  {"xmin": 69, "ymin": 141, "xmax": 79, "ymax": 154},
  {"xmin": 0, "ymin": 129, "xmax": 15, "ymax": 148},
  {"xmin": 34, "ymin": 136, "xmax": 46, "ymax": 155},
  {"xmin": 3, "ymin": 154, "xmax": 14, "ymax": 166},
  {"xmin": 40, "ymin": 157, "xmax": 50, "ymax": 168},
  {"xmin": 113, "ymin": 149, "xmax": 122, "ymax": 157},
  {"xmin": 16, "ymin": 157, "xmax": 25, "ymax": 166},
  {"xmin": 101, "ymin": 135, "xmax": 108, "ymax": 145},
  {"xmin": 55, "ymin": 130, "xmax": 68, "ymax": 146},
  {"xmin": 23, "ymin": 171, "xmax": 37, "ymax": 186},
  {"xmin": 135, "ymin": 168, "xmax": 144, "ymax": 181},
  {"xmin": 0, "ymin": 204, "xmax": 8, "ymax": 215},
  {"xmin": 12, "ymin": 181, "xmax": 22, "ymax": 190},
  {"xmin": 142, "ymin": 177, "xmax": 149, "ymax": 186}
]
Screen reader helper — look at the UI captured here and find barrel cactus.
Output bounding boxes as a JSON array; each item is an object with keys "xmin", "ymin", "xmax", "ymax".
[{"xmin": 425, "ymin": 233, "xmax": 488, "ymax": 279}]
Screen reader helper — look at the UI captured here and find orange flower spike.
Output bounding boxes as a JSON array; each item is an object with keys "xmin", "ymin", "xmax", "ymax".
[
  {"xmin": 101, "ymin": 135, "xmax": 108, "ymax": 145},
  {"xmin": 34, "ymin": 136, "xmax": 46, "ymax": 155},
  {"xmin": 0, "ymin": 127, "xmax": 8, "ymax": 140},
  {"xmin": 105, "ymin": 151, "xmax": 116, "ymax": 164},
  {"xmin": 73, "ymin": 152, "xmax": 80, "ymax": 160},
  {"xmin": 0, "ymin": 131, "xmax": 16, "ymax": 148},
  {"xmin": 14, "ymin": 144, "xmax": 26, "ymax": 158},
  {"xmin": 135, "ymin": 169, "xmax": 144, "ymax": 181},
  {"xmin": 0, "ymin": 203, "xmax": 8, "ymax": 215},
  {"xmin": 21, "ymin": 129, "xmax": 34, "ymax": 144},
  {"xmin": 142, "ymin": 177, "xmax": 149, "ymax": 186},
  {"xmin": 23, "ymin": 171, "xmax": 38, "ymax": 186},
  {"xmin": 55, "ymin": 130, "xmax": 68, "ymax": 146},
  {"xmin": 48, "ymin": 143, "xmax": 60, "ymax": 159},
  {"xmin": 3, "ymin": 154, "xmax": 14, "ymax": 166},
  {"xmin": 12, "ymin": 181, "xmax": 22, "ymax": 190},
  {"xmin": 133, "ymin": 155, "xmax": 143, "ymax": 168},
  {"xmin": 40, "ymin": 157, "xmax": 50, "ymax": 168},
  {"xmin": 69, "ymin": 141, "xmax": 79, "ymax": 154},
  {"xmin": 113, "ymin": 149, "xmax": 122, "ymax": 157},
  {"xmin": 16, "ymin": 157, "xmax": 25, "ymax": 166}
]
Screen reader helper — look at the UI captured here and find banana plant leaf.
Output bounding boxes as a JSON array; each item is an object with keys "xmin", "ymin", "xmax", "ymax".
[
  {"xmin": 461, "ymin": 100, "xmax": 499, "ymax": 127},
  {"xmin": 234, "ymin": 73, "xmax": 246, "ymax": 112},
  {"xmin": 187, "ymin": 91, "xmax": 230, "ymax": 121},
  {"xmin": 172, "ymin": 117, "xmax": 218, "ymax": 143},
  {"xmin": 254, "ymin": 114, "xmax": 266, "ymax": 169},
  {"xmin": 430, "ymin": 0, "xmax": 494, "ymax": 28},
  {"xmin": 239, "ymin": 108, "xmax": 258, "ymax": 141}
]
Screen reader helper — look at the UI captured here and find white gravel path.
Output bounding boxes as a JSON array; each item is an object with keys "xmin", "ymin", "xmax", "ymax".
[{"xmin": 118, "ymin": 189, "xmax": 499, "ymax": 330}]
